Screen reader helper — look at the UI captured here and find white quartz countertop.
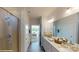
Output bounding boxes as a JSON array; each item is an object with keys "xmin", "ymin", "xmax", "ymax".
[{"xmin": 43, "ymin": 36, "xmax": 79, "ymax": 52}]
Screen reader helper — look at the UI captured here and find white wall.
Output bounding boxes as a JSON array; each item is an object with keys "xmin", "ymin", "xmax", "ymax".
[
  {"xmin": 30, "ymin": 17, "xmax": 41, "ymax": 25},
  {"xmin": 20, "ymin": 8, "xmax": 30, "ymax": 52},
  {"xmin": 41, "ymin": 16, "xmax": 53, "ymax": 35}
]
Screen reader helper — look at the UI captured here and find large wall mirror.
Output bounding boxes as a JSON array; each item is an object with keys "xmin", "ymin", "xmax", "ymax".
[{"xmin": 53, "ymin": 13, "xmax": 79, "ymax": 44}]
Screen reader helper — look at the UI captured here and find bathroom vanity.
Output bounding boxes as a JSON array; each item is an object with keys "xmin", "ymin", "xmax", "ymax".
[{"xmin": 41, "ymin": 36, "xmax": 79, "ymax": 52}]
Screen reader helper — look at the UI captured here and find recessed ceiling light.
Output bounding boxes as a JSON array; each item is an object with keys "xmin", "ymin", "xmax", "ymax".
[{"xmin": 48, "ymin": 18, "xmax": 55, "ymax": 23}]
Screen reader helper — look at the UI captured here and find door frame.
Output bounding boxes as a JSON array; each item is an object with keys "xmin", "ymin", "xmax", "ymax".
[{"xmin": 31, "ymin": 25, "xmax": 40, "ymax": 42}]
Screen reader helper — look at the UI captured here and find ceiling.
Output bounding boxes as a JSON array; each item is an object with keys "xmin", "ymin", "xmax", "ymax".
[
  {"xmin": 26, "ymin": 7, "xmax": 57, "ymax": 18},
  {"xmin": 3, "ymin": 7, "xmax": 69, "ymax": 20}
]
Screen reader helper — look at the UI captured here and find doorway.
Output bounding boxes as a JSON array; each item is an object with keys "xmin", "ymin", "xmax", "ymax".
[
  {"xmin": 31, "ymin": 25, "xmax": 40, "ymax": 42},
  {"xmin": 27, "ymin": 25, "xmax": 44, "ymax": 52}
]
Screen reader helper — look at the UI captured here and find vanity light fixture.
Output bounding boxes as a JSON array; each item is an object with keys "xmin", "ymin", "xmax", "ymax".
[{"xmin": 48, "ymin": 18, "xmax": 55, "ymax": 23}]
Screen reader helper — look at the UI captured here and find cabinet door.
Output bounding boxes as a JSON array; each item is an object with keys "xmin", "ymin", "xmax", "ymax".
[
  {"xmin": 51, "ymin": 46, "xmax": 59, "ymax": 52},
  {"xmin": 42, "ymin": 38, "xmax": 51, "ymax": 52},
  {"xmin": 42, "ymin": 37, "xmax": 59, "ymax": 52},
  {"xmin": 45, "ymin": 39, "xmax": 52, "ymax": 52}
]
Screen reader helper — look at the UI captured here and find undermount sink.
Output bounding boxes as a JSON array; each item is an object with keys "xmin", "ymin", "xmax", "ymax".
[{"xmin": 48, "ymin": 38, "xmax": 54, "ymax": 41}]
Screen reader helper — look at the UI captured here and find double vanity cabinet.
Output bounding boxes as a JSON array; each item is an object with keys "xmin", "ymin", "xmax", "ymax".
[
  {"xmin": 41, "ymin": 36, "xmax": 79, "ymax": 52},
  {"xmin": 41, "ymin": 36, "xmax": 58, "ymax": 52}
]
